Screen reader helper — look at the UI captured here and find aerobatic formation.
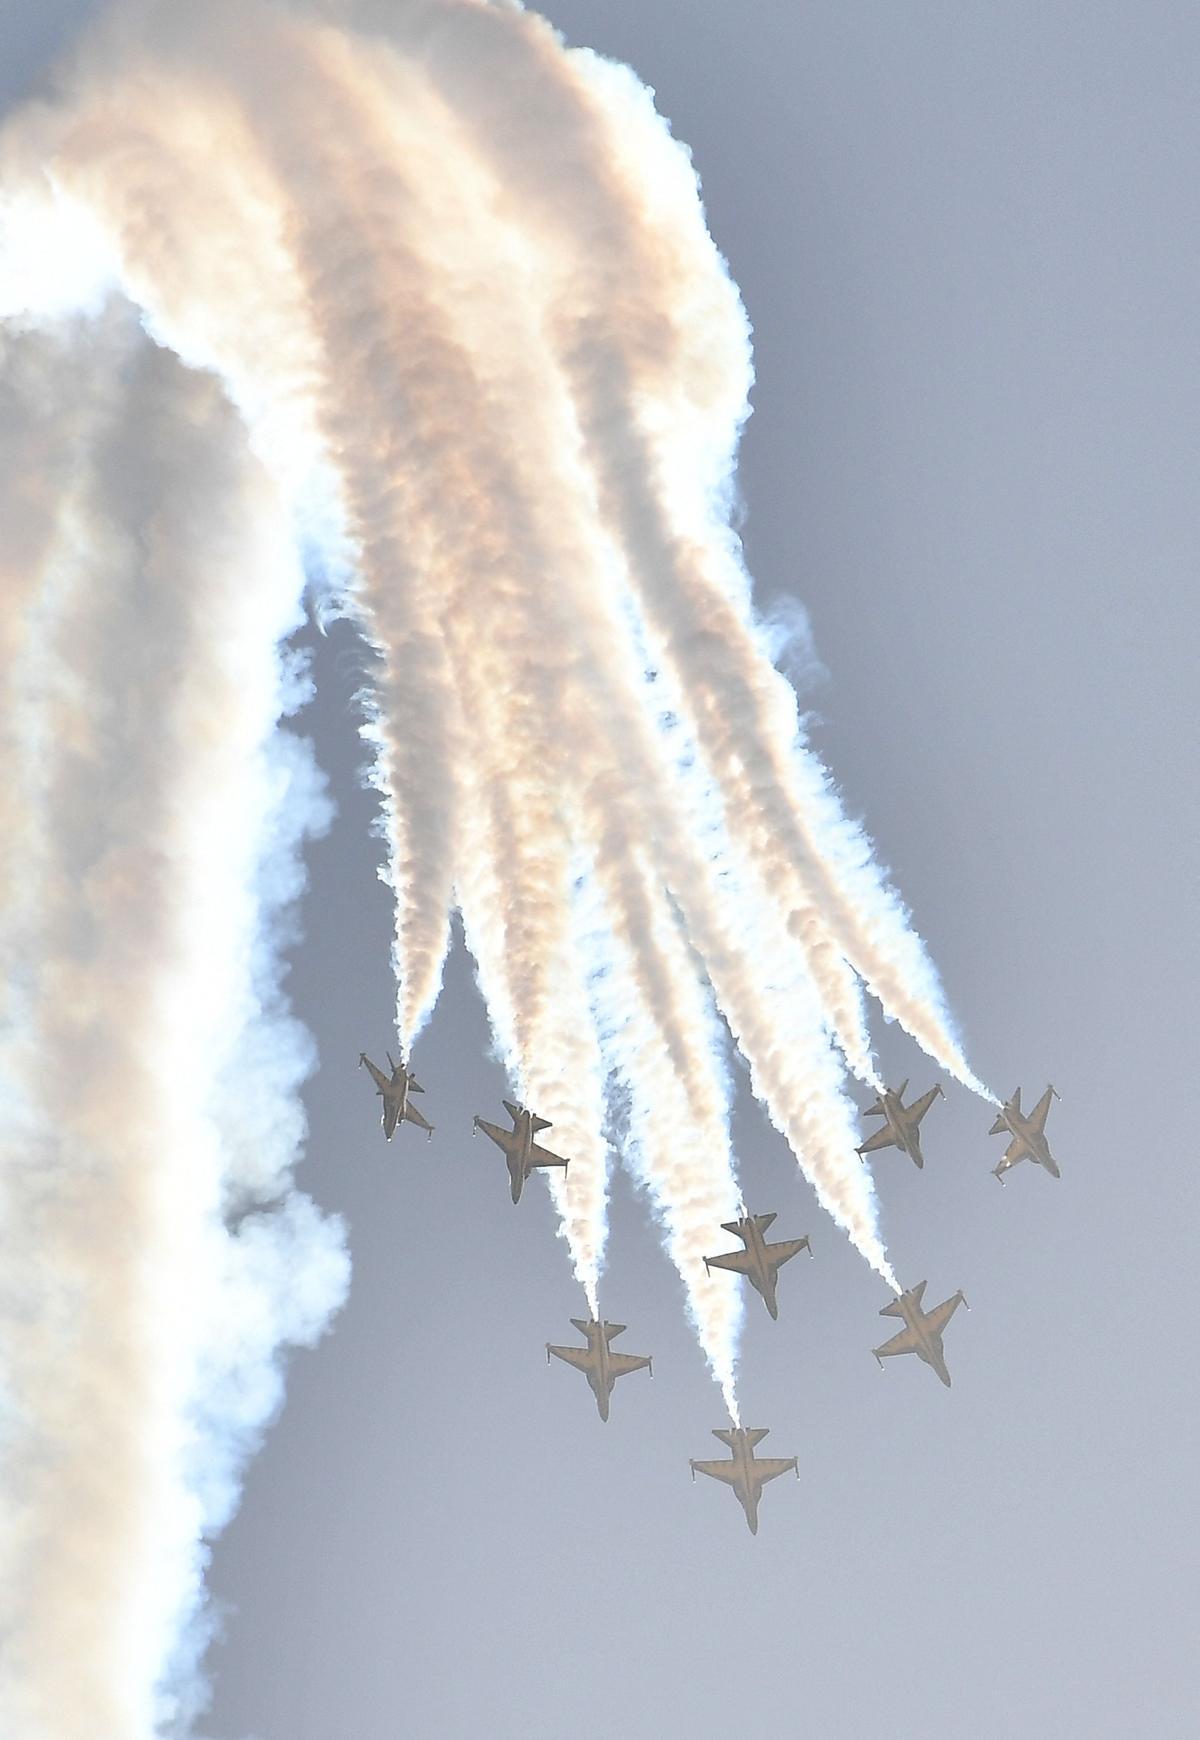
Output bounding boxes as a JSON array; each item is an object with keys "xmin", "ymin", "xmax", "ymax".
[{"xmin": 0, "ymin": 0, "xmax": 1063, "ymax": 1729}]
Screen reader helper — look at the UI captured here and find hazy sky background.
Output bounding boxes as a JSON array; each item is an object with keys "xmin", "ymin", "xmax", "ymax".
[{"xmin": 3, "ymin": 4, "xmax": 1196, "ymax": 1737}]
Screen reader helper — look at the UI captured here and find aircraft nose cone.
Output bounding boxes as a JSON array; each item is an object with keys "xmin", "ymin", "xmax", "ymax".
[{"xmin": 766, "ymin": 1297, "xmax": 779, "ymax": 1321}]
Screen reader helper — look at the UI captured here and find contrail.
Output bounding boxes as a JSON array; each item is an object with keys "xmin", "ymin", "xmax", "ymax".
[{"xmin": 0, "ymin": 306, "xmax": 347, "ymax": 1737}]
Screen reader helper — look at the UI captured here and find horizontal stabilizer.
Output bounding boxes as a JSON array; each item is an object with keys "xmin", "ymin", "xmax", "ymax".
[
  {"xmin": 532, "ymin": 1115, "xmax": 552, "ymax": 1132},
  {"xmin": 503, "ymin": 1099, "xmax": 522, "ymax": 1122},
  {"xmin": 569, "ymin": 1317, "xmax": 595, "ymax": 1336},
  {"xmin": 989, "ymin": 1112, "xmax": 1007, "ymax": 1135},
  {"xmin": 408, "ymin": 1078, "xmax": 424, "ymax": 1093}
]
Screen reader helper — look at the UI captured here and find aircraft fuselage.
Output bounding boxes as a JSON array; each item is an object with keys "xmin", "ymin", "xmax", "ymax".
[
  {"xmin": 511, "ymin": 1110, "xmax": 536, "ymax": 1193},
  {"xmin": 896, "ymin": 1294, "xmax": 952, "ymax": 1384},
  {"xmin": 582, "ymin": 1329, "xmax": 614, "ymax": 1419},
  {"xmin": 882, "ymin": 1095, "xmax": 922, "ymax": 1163},
  {"xmin": 1000, "ymin": 1106, "xmax": 1057, "ymax": 1174},
  {"xmin": 743, "ymin": 1230, "xmax": 781, "ymax": 1318}
]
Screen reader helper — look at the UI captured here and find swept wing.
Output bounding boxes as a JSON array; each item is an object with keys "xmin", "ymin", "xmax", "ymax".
[
  {"xmin": 528, "ymin": 1140, "xmax": 568, "ymax": 1172},
  {"xmin": 360, "ymin": 1054, "xmax": 393, "ymax": 1095}
]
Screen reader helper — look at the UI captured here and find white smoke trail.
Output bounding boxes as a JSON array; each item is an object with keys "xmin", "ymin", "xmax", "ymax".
[
  {"xmin": 573, "ymin": 861, "xmax": 743, "ymax": 1422},
  {"xmin": 0, "ymin": 306, "xmax": 347, "ymax": 1736},
  {"xmin": 400, "ymin": 4, "xmax": 992, "ymax": 1096},
  {"xmin": 0, "ymin": 27, "xmax": 999, "ymax": 1714}
]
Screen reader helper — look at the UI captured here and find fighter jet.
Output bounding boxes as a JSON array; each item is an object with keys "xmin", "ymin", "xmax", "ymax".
[
  {"xmin": 872, "ymin": 1281, "xmax": 967, "ymax": 1387},
  {"xmin": 472, "ymin": 1100, "xmax": 569, "ymax": 1202},
  {"xmin": 988, "ymin": 1085, "xmax": 1061, "ymax": 1182},
  {"xmin": 546, "ymin": 1318, "xmax": 652, "ymax": 1421},
  {"xmin": 703, "ymin": 1213, "xmax": 812, "ymax": 1320},
  {"xmin": 856, "ymin": 1080, "xmax": 944, "ymax": 1169},
  {"xmin": 358, "ymin": 1051, "xmax": 434, "ymax": 1141},
  {"xmin": 689, "ymin": 1427, "xmax": 799, "ymax": 1535}
]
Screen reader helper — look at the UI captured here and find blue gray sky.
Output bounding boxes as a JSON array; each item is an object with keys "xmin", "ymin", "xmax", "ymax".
[{"xmin": 2, "ymin": 4, "xmax": 1196, "ymax": 1737}]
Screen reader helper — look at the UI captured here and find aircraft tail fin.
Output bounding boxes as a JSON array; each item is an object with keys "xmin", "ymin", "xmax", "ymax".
[{"xmin": 896, "ymin": 1078, "xmax": 909, "ymax": 1102}]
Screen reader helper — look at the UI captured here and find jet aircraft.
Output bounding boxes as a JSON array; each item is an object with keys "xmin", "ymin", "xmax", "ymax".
[
  {"xmin": 872, "ymin": 1281, "xmax": 967, "ymax": 1387},
  {"xmin": 359, "ymin": 1051, "xmax": 433, "ymax": 1141},
  {"xmin": 472, "ymin": 1100, "xmax": 570, "ymax": 1202},
  {"xmin": 856, "ymin": 1080, "xmax": 943, "ymax": 1169},
  {"xmin": 988, "ymin": 1085, "xmax": 1061, "ymax": 1181},
  {"xmin": 689, "ymin": 1427, "xmax": 799, "ymax": 1535},
  {"xmin": 546, "ymin": 1318, "xmax": 652, "ymax": 1421},
  {"xmin": 703, "ymin": 1213, "xmax": 812, "ymax": 1320}
]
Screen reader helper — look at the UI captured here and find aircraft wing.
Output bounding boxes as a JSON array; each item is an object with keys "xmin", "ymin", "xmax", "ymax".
[
  {"xmin": 754, "ymin": 1457, "xmax": 798, "ymax": 1485},
  {"xmin": 1001, "ymin": 1134, "xmax": 1028, "ymax": 1167},
  {"xmin": 529, "ymin": 1141, "xmax": 569, "ymax": 1171},
  {"xmin": 875, "ymin": 1325, "xmax": 920, "ymax": 1359},
  {"xmin": 857, "ymin": 1125, "xmax": 899, "ymax": 1155},
  {"xmin": 607, "ymin": 1352, "xmax": 651, "ymax": 1377},
  {"xmin": 547, "ymin": 1344, "xmax": 595, "ymax": 1374},
  {"xmin": 690, "ymin": 1458, "xmax": 740, "ymax": 1486},
  {"xmin": 361, "ymin": 1056, "xmax": 392, "ymax": 1095},
  {"xmin": 475, "ymin": 1118, "xmax": 517, "ymax": 1153},
  {"xmin": 923, "ymin": 1294, "xmax": 964, "ymax": 1336},
  {"xmin": 1030, "ymin": 1087, "xmax": 1055, "ymax": 1134},
  {"xmin": 768, "ymin": 1237, "xmax": 810, "ymax": 1271},
  {"xmin": 404, "ymin": 1102, "xmax": 433, "ymax": 1134},
  {"xmin": 382, "ymin": 1101, "xmax": 400, "ymax": 1139},
  {"xmin": 705, "ymin": 1249, "xmax": 753, "ymax": 1276},
  {"xmin": 908, "ymin": 1086, "xmax": 941, "ymax": 1126}
]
